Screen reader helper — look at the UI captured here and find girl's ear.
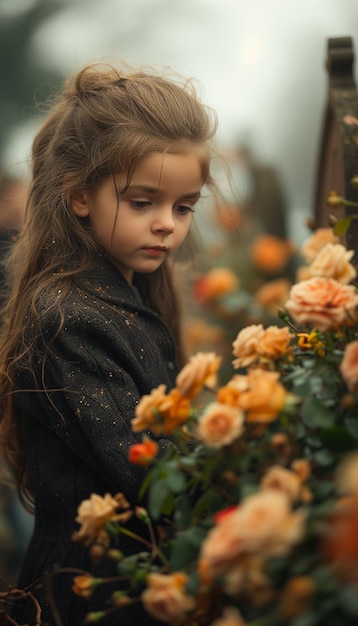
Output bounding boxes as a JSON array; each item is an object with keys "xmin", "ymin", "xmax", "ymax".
[{"xmin": 72, "ymin": 192, "xmax": 90, "ymax": 217}]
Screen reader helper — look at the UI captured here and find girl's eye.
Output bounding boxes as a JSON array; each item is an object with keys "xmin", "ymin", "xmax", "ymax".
[
  {"xmin": 175, "ymin": 205, "xmax": 195, "ymax": 215},
  {"xmin": 130, "ymin": 200, "xmax": 151, "ymax": 209}
]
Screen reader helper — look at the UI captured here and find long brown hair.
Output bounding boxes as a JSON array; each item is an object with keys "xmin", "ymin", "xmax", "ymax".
[{"xmin": 0, "ymin": 63, "xmax": 218, "ymax": 506}]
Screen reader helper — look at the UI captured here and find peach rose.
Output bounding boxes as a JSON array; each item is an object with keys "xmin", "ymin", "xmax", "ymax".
[
  {"xmin": 335, "ymin": 451, "xmax": 358, "ymax": 496},
  {"xmin": 232, "ymin": 324, "xmax": 265, "ymax": 368},
  {"xmin": 340, "ymin": 340, "xmax": 358, "ymax": 393},
  {"xmin": 309, "ymin": 243, "xmax": 356, "ymax": 284},
  {"xmin": 238, "ymin": 369, "xmax": 287, "ymax": 423},
  {"xmin": 198, "ymin": 504, "xmax": 243, "ymax": 581},
  {"xmin": 285, "ymin": 277, "xmax": 358, "ymax": 331},
  {"xmin": 255, "ymin": 278, "xmax": 291, "ymax": 313},
  {"xmin": 232, "ymin": 490, "xmax": 306, "ymax": 557},
  {"xmin": 260, "ymin": 465, "xmax": 301, "ymax": 503},
  {"xmin": 250, "ymin": 235, "xmax": 294, "ymax": 274},
  {"xmin": 211, "ymin": 607, "xmax": 247, "ymax": 626},
  {"xmin": 72, "ymin": 493, "xmax": 131, "ymax": 545},
  {"xmin": 300, "ymin": 228, "xmax": 339, "ymax": 262},
  {"xmin": 141, "ymin": 572, "xmax": 195, "ymax": 623},
  {"xmin": 196, "ymin": 402, "xmax": 244, "ymax": 448},
  {"xmin": 200, "ymin": 491, "xmax": 306, "ymax": 581},
  {"xmin": 176, "ymin": 351, "xmax": 222, "ymax": 399},
  {"xmin": 194, "ymin": 267, "xmax": 239, "ymax": 301},
  {"xmin": 295, "ymin": 265, "xmax": 313, "ymax": 283}
]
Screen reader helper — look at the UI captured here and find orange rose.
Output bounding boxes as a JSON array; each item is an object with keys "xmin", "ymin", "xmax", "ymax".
[
  {"xmin": 176, "ymin": 351, "xmax": 222, "ymax": 399},
  {"xmin": 300, "ymin": 227, "xmax": 339, "ymax": 262},
  {"xmin": 285, "ymin": 277, "xmax": 358, "ymax": 331},
  {"xmin": 216, "ymin": 375, "xmax": 249, "ymax": 407},
  {"xmin": 215, "ymin": 204, "xmax": 242, "ymax": 232},
  {"xmin": 157, "ymin": 388, "xmax": 192, "ymax": 432},
  {"xmin": 321, "ymin": 497, "xmax": 358, "ymax": 584},
  {"xmin": 279, "ymin": 576, "xmax": 316, "ymax": 620},
  {"xmin": 194, "ymin": 267, "xmax": 239, "ymax": 301},
  {"xmin": 255, "ymin": 278, "xmax": 291, "ymax": 313},
  {"xmin": 132, "ymin": 384, "xmax": 168, "ymax": 433},
  {"xmin": 250, "ymin": 235, "xmax": 294, "ymax": 274},
  {"xmin": 309, "ymin": 243, "xmax": 356, "ymax": 284},
  {"xmin": 340, "ymin": 340, "xmax": 358, "ymax": 393},
  {"xmin": 259, "ymin": 325, "xmax": 293, "ymax": 361},
  {"xmin": 196, "ymin": 402, "xmax": 244, "ymax": 448},
  {"xmin": 239, "ymin": 369, "xmax": 287, "ymax": 423},
  {"xmin": 128, "ymin": 439, "xmax": 158, "ymax": 465},
  {"xmin": 232, "ymin": 324, "xmax": 265, "ymax": 369},
  {"xmin": 72, "ymin": 575, "xmax": 100, "ymax": 599}
]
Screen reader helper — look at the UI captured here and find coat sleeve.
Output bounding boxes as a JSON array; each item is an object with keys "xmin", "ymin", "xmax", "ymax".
[{"xmin": 15, "ymin": 305, "xmax": 174, "ymax": 503}]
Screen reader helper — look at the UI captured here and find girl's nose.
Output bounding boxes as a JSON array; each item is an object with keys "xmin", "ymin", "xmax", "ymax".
[{"xmin": 151, "ymin": 208, "xmax": 175, "ymax": 234}]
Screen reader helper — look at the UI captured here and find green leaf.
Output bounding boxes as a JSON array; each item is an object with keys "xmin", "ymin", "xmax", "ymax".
[
  {"xmin": 174, "ymin": 494, "xmax": 193, "ymax": 529},
  {"xmin": 320, "ymin": 426, "xmax": 356, "ymax": 451},
  {"xmin": 344, "ymin": 416, "xmax": 358, "ymax": 441},
  {"xmin": 301, "ymin": 397, "xmax": 336, "ymax": 428},
  {"xmin": 148, "ymin": 480, "xmax": 170, "ymax": 519},
  {"xmin": 333, "ymin": 216, "xmax": 351, "ymax": 236},
  {"xmin": 170, "ymin": 525, "xmax": 207, "ymax": 570},
  {"xmin": 339, "ymin": 585, "xmax": 358, "ymax": 615},
  {"xmin": 164, "ymin": 469, "xmax": 186, "ymax": 493}
]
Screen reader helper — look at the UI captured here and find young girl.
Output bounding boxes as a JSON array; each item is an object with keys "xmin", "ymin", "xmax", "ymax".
[{"xmin": 0, "ymin": 63, "xmax": 218, "ymax": 625}]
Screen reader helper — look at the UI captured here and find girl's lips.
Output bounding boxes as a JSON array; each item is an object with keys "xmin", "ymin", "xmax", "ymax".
[{"xmin": 142, "ymin": 246, "xmax": 168, "ymax": 256}]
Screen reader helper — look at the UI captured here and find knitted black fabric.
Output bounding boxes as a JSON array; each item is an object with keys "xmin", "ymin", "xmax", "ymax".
[{"xmin": 10, "ymin": 258, "xmax": 179, "ymax": 626}]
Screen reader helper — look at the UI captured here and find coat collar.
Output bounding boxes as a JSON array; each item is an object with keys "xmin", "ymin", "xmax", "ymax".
[{"xmin": 73, "ymin": 256, "xmax": 143, "ymax": 309}]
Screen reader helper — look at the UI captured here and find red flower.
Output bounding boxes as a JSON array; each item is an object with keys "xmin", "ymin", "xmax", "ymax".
[
  {"xmin": 213, "ymin": 504, "xmax": 238, "ymax": 524},
  {"xmin": 128, "ymin": 439, "xmax": 158, "ymax": 466}
]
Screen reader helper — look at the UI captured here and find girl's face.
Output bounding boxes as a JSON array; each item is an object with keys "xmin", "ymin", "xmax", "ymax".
[{"xmin": 72, "ymin": 151, "xmax": 203, "ymax": 284}]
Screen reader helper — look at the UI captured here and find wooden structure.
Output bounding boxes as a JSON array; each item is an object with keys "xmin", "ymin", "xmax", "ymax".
[{"xmin": 314, "ymin": 36, "xmax": 358, "ymax": 259}]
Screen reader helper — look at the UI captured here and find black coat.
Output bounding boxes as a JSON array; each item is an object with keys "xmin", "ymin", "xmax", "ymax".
[{"xmin": 11, "ymin": 258, "xmax": 179, "ymax": 626}]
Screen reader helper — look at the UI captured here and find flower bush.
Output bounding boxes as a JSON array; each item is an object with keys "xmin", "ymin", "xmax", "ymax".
[{"xmin": 65, "ymin": 224, "xmax": 358, "ymax": 626}]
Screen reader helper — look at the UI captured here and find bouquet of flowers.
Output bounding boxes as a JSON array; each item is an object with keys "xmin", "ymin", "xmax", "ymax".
[{"xmin": 71, "ymin": 223, "xmax": 358, "ymax": 626}]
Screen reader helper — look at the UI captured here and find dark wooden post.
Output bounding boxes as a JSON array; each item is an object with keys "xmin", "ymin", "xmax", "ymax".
[{"xmin": 314, "ymin": 36, "xmax": 358, "ymax": 259}]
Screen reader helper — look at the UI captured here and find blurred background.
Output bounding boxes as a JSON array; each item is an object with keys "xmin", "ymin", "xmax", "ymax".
[
  {"xmin": 1, "ymin": 0, "xmax": 358, "ymax": 590},
  {"xmin": 1, "ymin": 0, "xmax": 358, "ymax": 239}
]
